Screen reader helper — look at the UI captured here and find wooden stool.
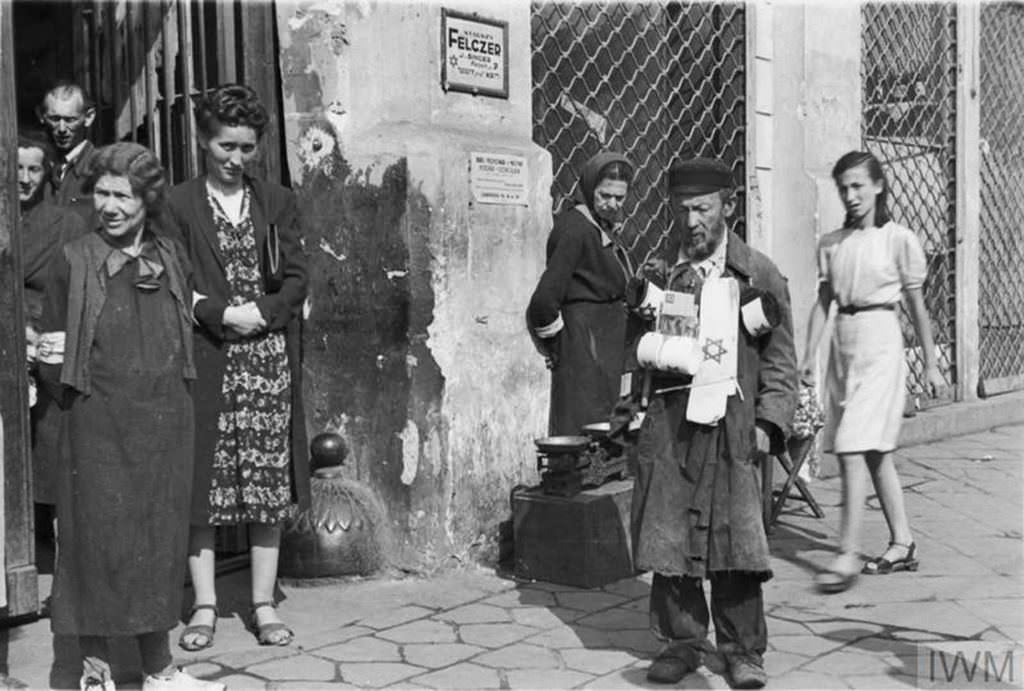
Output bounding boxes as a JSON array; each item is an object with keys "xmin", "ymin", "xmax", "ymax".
[{"xmin": 762, "ymin": 435, "xmax": 825, "ymax": 532}]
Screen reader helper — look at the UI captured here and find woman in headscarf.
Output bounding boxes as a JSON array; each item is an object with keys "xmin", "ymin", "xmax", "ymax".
[
  {"xmin": 527, "ymin": 152, "xmax": 634, "ymax": 436},
  {"xmin": 37, "ymin": 142, "xmax": 221, "ymax": 691}
]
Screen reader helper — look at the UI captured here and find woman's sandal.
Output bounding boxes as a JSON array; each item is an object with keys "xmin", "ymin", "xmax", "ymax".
[
  {"xmin": 178, "ymin": 604, "xmax": 218, "ymax": 652},
  {"xmin": 814, "ymin": 568, "xmax": 858, "ymax": 594},
  {"xmin": 250, "ymin": 601, "xmax": 294, "ymax": 647},
  {"xmin": 862, "ymin": 541, "xmax": 919, "ymax": 575}
]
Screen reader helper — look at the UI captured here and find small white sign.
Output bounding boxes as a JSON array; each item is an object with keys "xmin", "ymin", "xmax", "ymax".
[
  {"xmin": 470, "ymin": 152, "xmax": 528, "ymax": 206},
  {"xmin": 442, "ymin": 10, "xmax": 509, "ymax": 98}
]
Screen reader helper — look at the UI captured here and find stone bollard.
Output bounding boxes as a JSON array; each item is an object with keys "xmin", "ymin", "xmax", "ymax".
[{"xmin": 279, "ymin": 433, "xmax": 385, "ymax": 578}]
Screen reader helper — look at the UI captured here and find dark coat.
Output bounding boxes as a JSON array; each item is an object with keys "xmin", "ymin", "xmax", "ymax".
[
  {"xmin": 22, "ymin": 201, "xmax": 88, "ymax": 326},
  {"xmin": 47, "ymin": 141, "xmax": 96, "ymax": 225},
  {"xmin": 21, "ymin": 201, "xmax": 88, "ymax": 504},
  {"xmin": 527, "ymin": 207, "xmax": 629, "ymax": 435},
  {"xmin": 631, "ymin": 233, "xmax": 798, "ymax": 580},
  {"xmin": 165, "ymin": 176, "xmax": 310, "ymax": 523}
]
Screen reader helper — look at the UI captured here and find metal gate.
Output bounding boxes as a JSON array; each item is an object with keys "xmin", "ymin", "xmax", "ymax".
[
  {"xmin": 978, "ymin": 3, "xmax": 1024, "ymax": 396},
  {"xmin": 531, "ymin": 2, "xmax": 746, "ymax": 267},
  {"xmin": 65, "ymin": 0, "xmax": 283, "ymax": 185},
  {"xmin": 861, "ymin": 2, "xmax": 958, "ymax": 408}
]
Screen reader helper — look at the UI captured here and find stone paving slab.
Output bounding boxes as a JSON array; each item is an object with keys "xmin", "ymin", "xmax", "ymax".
[
  {"xmin": 338, "ymin": 662, "xmax": 424, "ymax": 688},
  {"xmin": 244, "ymin": 656, "xmax": 339, "ymax": 683},
  {"xmin": 407, "ymin": 662, "xmax": 499, "ymax": 689},
  {"xmin": 505, "ymin": 668, "xmax": 592, "ymax": 689},
  {"xmin": 376, "ymin": 620, "xmax": 457, "ymax": 644},
  {"xmin": 401, "ymin": 643, "xmax": 483, "ymax": 669},
  {"xmin": 433, "ymin": 603, "xmax": 510, "ymax": 625},
  {"xmin": 315, "ymin": 637, "xmax": 401, "ymax": 663},
  {"xmin": 471, "ymin": 642, "xmax": 560, "ymax": 669}
]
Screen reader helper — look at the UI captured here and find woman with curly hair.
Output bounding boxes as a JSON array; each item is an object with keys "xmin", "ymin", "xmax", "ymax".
[
  {"xmin": 166, "ymin": 84, "xmax": 309, "ymax": 650},
  {"xmin": 38, "ymin": 142, "xmax": 221, "ymax": 690}
]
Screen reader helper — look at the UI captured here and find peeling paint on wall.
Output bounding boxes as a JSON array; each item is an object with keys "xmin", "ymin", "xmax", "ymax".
[
  {"xmin": 399, "ymin": 420, "xmax": 419, "ymax": 485},
  {"xmin": 276, "ymin": 1, "xmax": 552, "ymax": 570}
]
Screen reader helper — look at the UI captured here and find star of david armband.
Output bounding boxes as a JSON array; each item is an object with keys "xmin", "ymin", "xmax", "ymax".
[
  {"xmin": 739, "ymin": 286, "xmax": 781, "ymax": 338},
  {"xmin": 625, "ymin": 277, "xmax": 664, "ymax": 321}
]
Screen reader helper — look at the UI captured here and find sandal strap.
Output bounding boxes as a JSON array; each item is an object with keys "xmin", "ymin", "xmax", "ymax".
[
  {"xmin": 251, "ymin": 600, "xmax": 277, "ymax": 611},
  {"xmin": 189, "ymin": 603, "xmax": 218, "ymax": 616},
  {"xmin": 257, "ymin": 621, "xmax": 294, "ymax": 644}
]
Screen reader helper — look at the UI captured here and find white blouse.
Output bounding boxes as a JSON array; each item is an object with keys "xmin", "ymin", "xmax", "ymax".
[{"xmin": 817, "ymin": 221, "xmax": 927, "ymax": 308}]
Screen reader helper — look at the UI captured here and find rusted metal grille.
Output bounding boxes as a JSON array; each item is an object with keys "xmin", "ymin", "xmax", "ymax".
[
  {"xmin": 978, "ymin": 3, "xmax": 1024, "ymax": 395},
  {"xmin": 862, "ymin": 2, "xmax": 957, "ymax": 408},
  {"xmin": 531, "ymin": 2, "xmax": 746, "ymax": 268}
]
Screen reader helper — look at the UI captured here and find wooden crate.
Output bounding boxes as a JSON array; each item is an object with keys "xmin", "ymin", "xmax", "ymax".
[{"xmin": 512, "ymin": 479, "xmax": 637, "ymax": 588}]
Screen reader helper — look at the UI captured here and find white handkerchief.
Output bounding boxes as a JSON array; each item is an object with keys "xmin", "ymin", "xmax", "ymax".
[{"xmin": 37, "ymin": 331, "xmax": 66, "ymax": 364}]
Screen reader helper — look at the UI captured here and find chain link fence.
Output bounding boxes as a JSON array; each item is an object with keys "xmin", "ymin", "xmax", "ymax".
[
  {"xmin": 862, "ymin": 2, "xmax": 958, "ymax": 408},
  {"xmin": 531, "ymin": 2, "xmax": 746, "ymax": 268},
  {"xmin": 978, "ymin": 3, "xmax": 1024, "ymax": 395}
]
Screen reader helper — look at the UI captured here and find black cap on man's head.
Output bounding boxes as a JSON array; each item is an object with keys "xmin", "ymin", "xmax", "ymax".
[{"xmin": 668, "ymin": 157, "xmax": 734, "ymax": 195}]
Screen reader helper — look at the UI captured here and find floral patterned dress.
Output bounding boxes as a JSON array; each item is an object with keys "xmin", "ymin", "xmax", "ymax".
[{"xmin": 207, "ymin": 187, "xmax": 293, "ymax": 525}]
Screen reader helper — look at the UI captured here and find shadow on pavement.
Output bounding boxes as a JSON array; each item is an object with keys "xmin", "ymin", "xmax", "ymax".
[{"xmin": 767, "ymin": 517, "xmax": 837, "ymax": 575}]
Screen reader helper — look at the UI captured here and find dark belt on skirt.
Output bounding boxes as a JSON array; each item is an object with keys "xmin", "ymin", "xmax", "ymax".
[{"xmin": 837, "ymin": 303, "xmax": 896, "ymax": 315}]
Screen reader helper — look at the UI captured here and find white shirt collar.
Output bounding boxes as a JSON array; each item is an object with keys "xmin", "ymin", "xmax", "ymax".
[{"xmin": 63, "ymin": 140, "xmax": 89, "ymax": 166}]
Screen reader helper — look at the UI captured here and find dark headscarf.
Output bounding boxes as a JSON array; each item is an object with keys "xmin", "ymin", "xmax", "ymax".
[{"xmin": 574, "ymin": 152, "xmax": 634, "ymax": 213}]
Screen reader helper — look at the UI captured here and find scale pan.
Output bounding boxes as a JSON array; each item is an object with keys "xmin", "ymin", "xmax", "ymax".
[
  {"xmin": 580, "ymin": 422, "xmax": 611, "ymax": 438},
  {"xmin": 534, "ymin": 435, "xmax": 590, "ymax": 454}
]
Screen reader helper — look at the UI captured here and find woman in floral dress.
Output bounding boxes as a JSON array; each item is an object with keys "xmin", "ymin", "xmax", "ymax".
[{"xmin": 166, "ymin": 84, "xmax": 309, "ymax": 649}]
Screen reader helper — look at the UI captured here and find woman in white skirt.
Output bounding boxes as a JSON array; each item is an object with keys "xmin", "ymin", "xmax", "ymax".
[{"xmin": 801, "ymin": 150, "xmax": 943, "ymax": 593}]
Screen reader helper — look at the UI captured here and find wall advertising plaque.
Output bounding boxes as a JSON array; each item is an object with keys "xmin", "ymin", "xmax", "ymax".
[
  {"xmin": 470, "ymin": 152, "xmax": 528, "ymax": 205},
  {"xmin": 441, "ymin": 9, "xmax": 509, "ymax": 99}
]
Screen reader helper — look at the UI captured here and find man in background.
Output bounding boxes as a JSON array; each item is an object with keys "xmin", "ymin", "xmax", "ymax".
[{"xmin": 37, "ymin": 82, "xmax": 97, "ymax": 223}]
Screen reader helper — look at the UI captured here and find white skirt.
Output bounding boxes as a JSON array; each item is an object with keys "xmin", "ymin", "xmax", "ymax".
[{"xmin": 824, "ymin": 309, "xmax": 906, "ymax": 454}]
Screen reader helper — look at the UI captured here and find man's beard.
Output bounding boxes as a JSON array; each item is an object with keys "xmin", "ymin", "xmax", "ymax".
[{"xmin": 683, "ymin": 228, "xmax": 722, "ymax": 261}]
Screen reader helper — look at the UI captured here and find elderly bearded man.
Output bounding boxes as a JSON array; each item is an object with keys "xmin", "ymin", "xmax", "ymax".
[{"xmin": 627, "ymin": 158, "xmax": 797, "ymax": 689}]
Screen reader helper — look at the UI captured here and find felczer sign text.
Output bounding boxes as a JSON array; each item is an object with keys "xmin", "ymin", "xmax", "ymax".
[{"xmin": 441, "ymin": 10, "xmax": 509, "ymax": 99}]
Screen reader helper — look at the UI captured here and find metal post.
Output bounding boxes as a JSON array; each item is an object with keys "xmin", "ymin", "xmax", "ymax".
[
  {"xmin": 0, "ymin": 0, "xmax": 40, "ymax": 618},
  {"xmin": 106, "ymin": 2, "xmax": 121, "ymax": 141},
  {"xmin": 161, "ymin": 0, "xmax": 175, "ymax": 180},
  {"xmin": 955, "ymin": 1, "xmax": 981, "ymax": 401},
  {"xmin": 126, "ymin": 0, "xmax": 138, "ymax": 141}
]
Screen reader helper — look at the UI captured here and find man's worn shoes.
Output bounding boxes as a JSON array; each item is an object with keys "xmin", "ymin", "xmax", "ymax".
[
  {"xmin": 727, "ymin": 655, "xmax": 767, "ymax": 689},
  {"xmin": 647, "ymin": 655, "xmax": 697, "ymax": 684}
]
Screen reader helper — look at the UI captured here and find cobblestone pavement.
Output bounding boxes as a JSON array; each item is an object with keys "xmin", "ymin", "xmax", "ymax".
[{"xmin": 3, "ymin": 425, "xmax": 1021, "ymax": 689}]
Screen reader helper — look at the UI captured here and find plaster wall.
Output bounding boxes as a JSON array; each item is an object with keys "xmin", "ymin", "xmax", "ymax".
[
  {"xmin": 275, "ymin": 1, "xmax": 551, "ymax": 569},
  {"xmin": 767, "ymin": 2, "xmax": 862, "ymax": 357}
]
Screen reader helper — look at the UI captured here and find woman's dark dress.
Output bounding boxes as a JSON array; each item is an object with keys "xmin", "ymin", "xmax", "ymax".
[{"xmin": 47, "ymin": 238, "xmax": 194, "ymax": 636}]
